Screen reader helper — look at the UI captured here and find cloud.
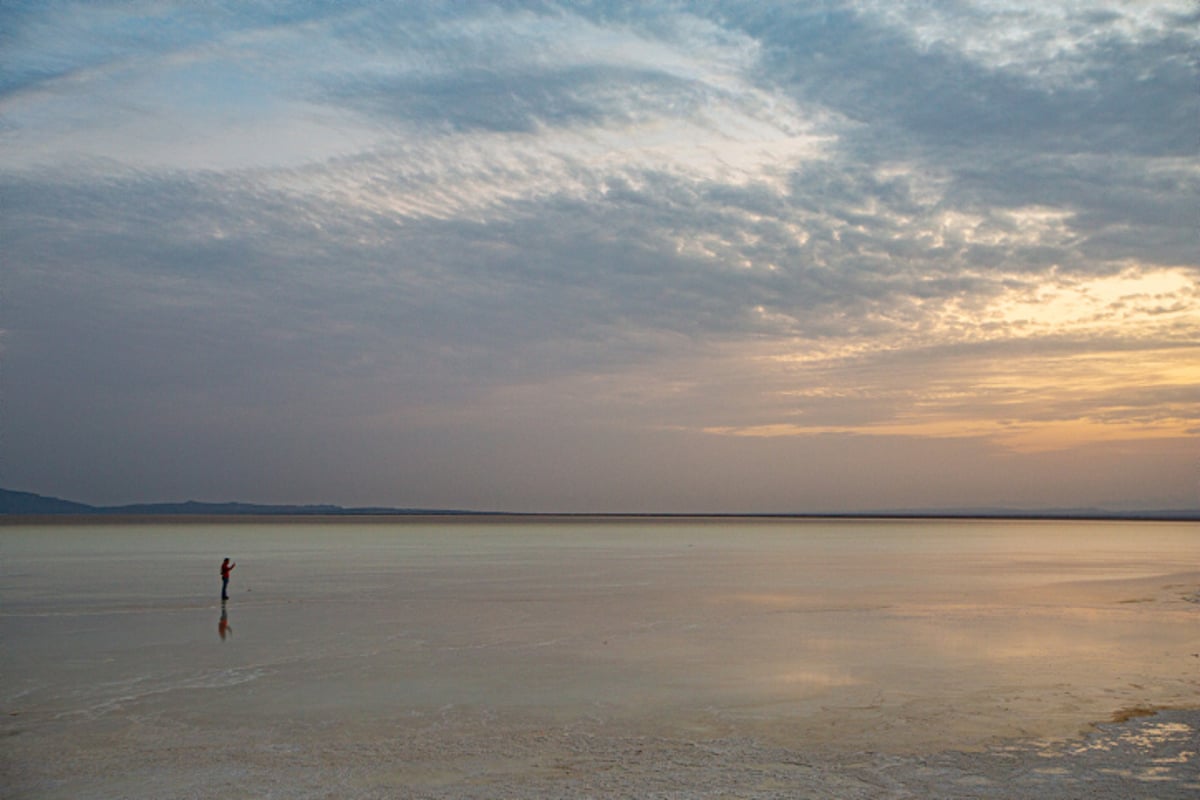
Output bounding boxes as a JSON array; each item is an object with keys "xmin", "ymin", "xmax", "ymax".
[{"xmin": 1, "ymin": 1, "xmax": 1196, "ymax": 510}]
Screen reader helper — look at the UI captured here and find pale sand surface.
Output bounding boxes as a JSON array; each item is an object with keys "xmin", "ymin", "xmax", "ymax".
[
  {"xmin": 5, "ymin": 707, "xmax": 1199, "ymax": 798},
  {"xmin": 2, "ymin": 518, "xmax": 1197, "ymax": 798}
]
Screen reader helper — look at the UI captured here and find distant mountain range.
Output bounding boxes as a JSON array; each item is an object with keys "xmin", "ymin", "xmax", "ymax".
[
  {"xmin": 0, "ymin": 488, "xmax": 474, "ymax": 517},
  {"xmin": 1, "ymin": 487, "xmax": 1197, "ymax": 520}
]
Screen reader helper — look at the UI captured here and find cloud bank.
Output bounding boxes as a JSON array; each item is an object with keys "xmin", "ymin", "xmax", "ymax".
[{"xmin": 2, "ymin": 1, "xmax": 1197, "ymax": 511}]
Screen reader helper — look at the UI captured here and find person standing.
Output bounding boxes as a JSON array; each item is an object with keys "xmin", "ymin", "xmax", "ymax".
[{"xmin": 220, "ymin": 557, "xmax": 236, "ymax": 601}]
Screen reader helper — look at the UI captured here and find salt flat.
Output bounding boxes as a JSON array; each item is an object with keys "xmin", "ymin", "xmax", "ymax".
[{"xmin": 2, "ymin": 518, "xmax": 1197, "ymax": 798}]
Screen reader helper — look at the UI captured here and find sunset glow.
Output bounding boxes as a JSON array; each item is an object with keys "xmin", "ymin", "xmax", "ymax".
[{"xmin": 2, "ymin": 1, "xmax": 1196, "ymax": 512}]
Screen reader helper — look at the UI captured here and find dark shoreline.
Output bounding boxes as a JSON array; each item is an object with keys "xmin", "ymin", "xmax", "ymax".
[
  {"xmin": 3, "ymin": 511, "xmax": 1198, "ymax": 525},
  {"xmin": 4, "ymin": 488, "xmax": 1196, "ymax": 522}
]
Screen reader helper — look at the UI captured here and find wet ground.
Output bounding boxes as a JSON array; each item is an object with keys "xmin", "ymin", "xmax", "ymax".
[{"xmin": 3, "ymin": 518, "xmax": 1197, "ymax": 797}]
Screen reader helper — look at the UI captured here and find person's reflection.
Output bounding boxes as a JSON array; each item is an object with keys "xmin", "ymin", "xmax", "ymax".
[{"xmin": 218, "ymin": 601, "xmax": 232, "ymax": 641}]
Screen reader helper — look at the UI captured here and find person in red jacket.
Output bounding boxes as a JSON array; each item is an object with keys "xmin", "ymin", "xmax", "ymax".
[{"xmin": 220, "ymin": 557, "xmax": 236, "ymax": 601}]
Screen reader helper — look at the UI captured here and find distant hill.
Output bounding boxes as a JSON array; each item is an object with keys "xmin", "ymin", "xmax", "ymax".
[
  {"xmin": 1, "ymin": 487, "xmax": 1196, "ymax": 520},
  {"xmin": 0, "ymin": 488, "xmax": 97, "ymax": 515},
  {"xmin": 0, "ymin": 488, "xmax": 472, "ymax": 517}
]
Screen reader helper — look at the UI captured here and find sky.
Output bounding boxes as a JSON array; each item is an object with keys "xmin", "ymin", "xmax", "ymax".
[{"xmin": 2, "ymin": 1, "xmax": 1198, "ymax": 513}]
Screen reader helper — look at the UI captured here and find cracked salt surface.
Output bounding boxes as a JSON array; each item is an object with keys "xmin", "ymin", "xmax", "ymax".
[{"xmin": 2, "ymin": 518, "xmax": 1197, "ymax": 798}]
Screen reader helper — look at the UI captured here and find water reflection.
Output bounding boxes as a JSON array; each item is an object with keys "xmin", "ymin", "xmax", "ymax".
[{"xmin": 218, "ymin": 602, "xmax": 232, "ymax": 641}]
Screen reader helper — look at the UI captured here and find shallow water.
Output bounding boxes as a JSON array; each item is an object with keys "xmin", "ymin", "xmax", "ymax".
[{"xmin": 2, "ymin": 518, "xmax": 1197, "ymax": 796}]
